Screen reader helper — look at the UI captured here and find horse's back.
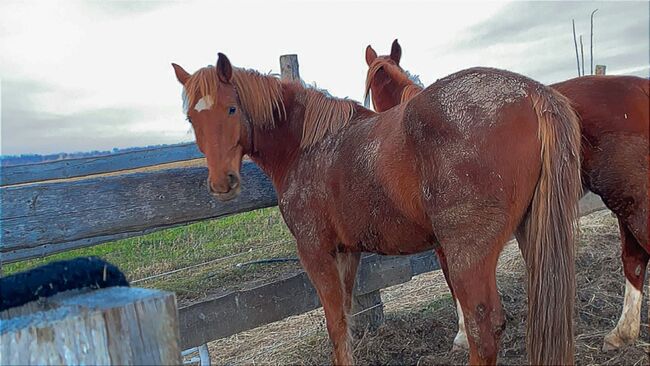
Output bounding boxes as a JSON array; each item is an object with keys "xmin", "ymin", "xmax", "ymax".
[
  {"xmin": 402, "ymin": 67, "xmax": 548, "ymax": 144},
  {"xmin": 552, "ymin": 75, "xmax": 649, "ymax": 139}
]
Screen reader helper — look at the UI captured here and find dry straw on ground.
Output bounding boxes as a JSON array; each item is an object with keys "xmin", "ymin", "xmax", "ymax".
[{"xmin": 207, "ymin": 211, "xmax": 649, "ymax": 365}]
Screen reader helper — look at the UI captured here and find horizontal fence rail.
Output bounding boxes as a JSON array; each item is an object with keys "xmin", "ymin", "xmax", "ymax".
[
  {"xmin": 1, "ymin": 142, "xmax": 201, "ymax": 186},
  {"xmin": 0, "ymin": 154, "xmax": 607, "ymax": 265},
  {"xmin": 0, "ymin": 161, "xmax": 276, "ymax": 264},
  {"xmin": 178, "ymin": 251, "xmax": 438, "ymax": 350}
]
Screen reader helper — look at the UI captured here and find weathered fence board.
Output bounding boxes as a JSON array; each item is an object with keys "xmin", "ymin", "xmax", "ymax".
[
  {"xmin": 0, "ymin": 287, "xmax": 180, "ymax": 365},
  {"xmin": 1, "ymin": 142, "xmax": 201, "ymax": 186},
  {"xmin": 1, "ymin": 161, "xmax": 276, "ymax": 264},
  {"xmin": 178, "ymin": 252, "xmax": 431, "ymax": 349}
]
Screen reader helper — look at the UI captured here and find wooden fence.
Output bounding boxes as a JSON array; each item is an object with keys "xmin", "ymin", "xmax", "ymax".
[{"xmin": 0, "ymin": 54, "xmax": 608, "ymax": 359}]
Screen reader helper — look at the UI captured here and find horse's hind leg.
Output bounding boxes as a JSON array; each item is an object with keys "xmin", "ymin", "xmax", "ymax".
[
  {"xmin": 434, "ymin": 247, "xmax": 469, "ymax": 351},
  {"xmin": 433, "ymin": 221, "xmax": 507, "ymax": 364},
  {"xmin": 298, "ymin": 244, "xmax": 357, "ymax": 365},
  {"xmin": 603, "ymin": 219, "xmax": 649, "ymax": 351},
  {"xmin": 446, "ymin": 254, "xmax": 504, "ymax": 364}
]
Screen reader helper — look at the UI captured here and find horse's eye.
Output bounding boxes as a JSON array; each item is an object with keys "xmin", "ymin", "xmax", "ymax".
[
  {"xmin": 228, "ymin": 106, "xmax": 237, "ymax": 115},
  {"xmin": 185, "ymin": 115, "xmax": 192, "ymax": 124}
]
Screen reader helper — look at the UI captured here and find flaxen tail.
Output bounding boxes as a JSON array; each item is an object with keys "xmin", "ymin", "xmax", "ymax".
[{"xmin": 522, "ymin": 88, "xmax": 582, "ymax": 365}]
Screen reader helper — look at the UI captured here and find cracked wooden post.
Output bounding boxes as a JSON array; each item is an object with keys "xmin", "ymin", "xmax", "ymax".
[
  {"xmin": 0, "ymin": 287, "xmax": 180, "ymax": 365},
  {"xmin": 280, "ymin": 54, "xmax": 300, "ymax": 81}
]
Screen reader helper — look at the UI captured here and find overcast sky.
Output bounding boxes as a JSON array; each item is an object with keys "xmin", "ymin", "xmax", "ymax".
[{"xmin": 1, "ymin": 0, "xmax": 648, "ymax": 155}]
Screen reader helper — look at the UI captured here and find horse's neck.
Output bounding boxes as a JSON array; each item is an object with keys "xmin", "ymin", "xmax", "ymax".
[
  {"xmin": 249, "ymin": 84, "xmax": 373, "ymax": 192},
  {"xmin": 247, "ymin": 83, "xmax": 308, "ymax": 189}
]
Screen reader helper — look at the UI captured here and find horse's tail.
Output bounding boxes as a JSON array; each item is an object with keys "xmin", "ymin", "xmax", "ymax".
[{"xmin": 522, "ymin": 88, "xmax": 582, "ymax": 365}]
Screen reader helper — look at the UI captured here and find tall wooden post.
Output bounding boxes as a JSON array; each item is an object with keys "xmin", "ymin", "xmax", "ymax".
[
  {"xmin": 280, "ymin": 54, "xmax": 300, "ymax": 81},
  {"xmin": 595, "ymin": 65, "xmax": 607, "ymax": 75}
]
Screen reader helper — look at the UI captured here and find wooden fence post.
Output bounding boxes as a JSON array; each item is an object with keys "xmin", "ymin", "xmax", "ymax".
[
  {"xmin": 595, "ymin": 64, "xmax": 606, "ymax": 75},
  {"xmin": 280, "ymin": 54, "xmax": 300, "ymax": 81},
  {"xmin": 0, "ymin": 287, "xmax": 180, "ymax": 365},
  {"xmin": 351, "ymin": 290, "xmax": 385, "ymax": 336}
]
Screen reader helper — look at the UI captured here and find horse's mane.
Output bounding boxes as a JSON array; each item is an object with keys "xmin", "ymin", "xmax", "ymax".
[
  {"xmin": 300, "ymin": 87, "xmax": 356, "ymax": 148},
  {"xmin": 183, "ymin": 66, "xmax": 355, "ymax": 149},
  {"xmin": 364, "ymin": 58, "xmax": 424, "ymax": 106},
  {"xmin": 401, "ymin": 83, "xmax": 424, "ymax": 103}
]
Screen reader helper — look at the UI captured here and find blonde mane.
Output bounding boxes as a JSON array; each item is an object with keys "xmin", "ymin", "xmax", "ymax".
[
  {"xmin": 364, "ymin": 58, "xmax": 424, "ymax": 106},
  {"xmin": 300, "ymin": 88, "xmax": 356, "ymax": 148},
  {"xmin": 401, "ymin": 83, "xmax": 423, "ymax": 102},
  {"xmin": 183, "ymin": 66, "xmax": 356, "ymax": 149}
]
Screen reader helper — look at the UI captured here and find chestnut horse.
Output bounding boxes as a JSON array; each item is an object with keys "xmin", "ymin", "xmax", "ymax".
[
  {"xmin": 172, "ymin": 52, "xmax": 582, "ymax": 365},
  {"xmin": 365, "ymin": 39, "xmax": 650, "ymax": 353}
]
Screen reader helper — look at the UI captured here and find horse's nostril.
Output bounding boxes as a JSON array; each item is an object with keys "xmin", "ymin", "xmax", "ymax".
[{"xmin": 227, "ymin": 172, "xmax": 239, "ymax": 189}]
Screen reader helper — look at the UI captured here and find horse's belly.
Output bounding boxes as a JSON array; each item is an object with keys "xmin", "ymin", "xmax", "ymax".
[{"xmin": 344, "ymin": 214, "xmax": 435, "ymax": 255}]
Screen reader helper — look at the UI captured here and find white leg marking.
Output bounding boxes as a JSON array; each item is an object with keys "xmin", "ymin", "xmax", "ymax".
[
  {"xmin": 452, "ymin": 298, "xmax": 469, "ymax": 351},
  {"xmin": 194, "ymin": 95, "xmax": 213, "ymax": 112},
  {"xmin": 603, "ymin": 278, "xmax": 643, "ymax": 351}
]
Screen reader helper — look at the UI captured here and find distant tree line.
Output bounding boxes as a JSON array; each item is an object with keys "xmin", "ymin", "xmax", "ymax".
[{"xmin": 1, "ymin": 142, "xmax": 191, "ymax": 166}]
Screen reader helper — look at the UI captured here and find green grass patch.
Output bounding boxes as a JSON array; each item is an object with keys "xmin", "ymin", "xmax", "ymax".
[{"xmin": 5, "ymin": 207, "xmax": 299, "ymax": 303}]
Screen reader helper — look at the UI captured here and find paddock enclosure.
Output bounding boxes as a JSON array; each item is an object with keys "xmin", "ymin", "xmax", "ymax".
[{"xmin": 1, "ymin": 55, "xmax": 646, "ymax": 365}]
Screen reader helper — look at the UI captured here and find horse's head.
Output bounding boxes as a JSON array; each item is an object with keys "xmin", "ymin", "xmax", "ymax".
[
  {"xmin": 172, "ymin": 53, "xmax": 250, "ymax": 201},
  {"xmin": 364, "ymin": 39, "xmax": 405, "ymax": 111}
]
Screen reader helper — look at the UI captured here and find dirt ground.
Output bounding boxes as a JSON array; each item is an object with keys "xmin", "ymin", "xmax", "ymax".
[{"xmin": 204, "ymin": 210, "xmax": 649, "ymax": 365}]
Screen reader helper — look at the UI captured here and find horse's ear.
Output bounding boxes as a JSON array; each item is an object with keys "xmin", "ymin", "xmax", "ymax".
[
  {"xmin": 365, "ymin": 45, "xmax": 377, "ymax": 66},
  {"xmin": 172, "ymin": 63, "xmax": 190, "ymax": 85},
  {"xmin": 216, "ymin": 52, "xmax": 233, "ymax": 83},
  {"xmin": 390, "ymin": 39, "xmax": 401, "ymax": 64}
]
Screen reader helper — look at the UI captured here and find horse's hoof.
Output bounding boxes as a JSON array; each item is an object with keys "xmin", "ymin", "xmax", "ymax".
[
  {"xmin": 451, "ymin": 337, "xmax": 469, "ymax": 352},
  {"xmin": 602, "ymin": 332, "xmax": 624, "ymax": 352}
]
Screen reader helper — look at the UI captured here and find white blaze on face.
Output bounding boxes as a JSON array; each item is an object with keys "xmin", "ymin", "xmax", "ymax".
[{"xmin": 194, "ymin": 95, "xmax": 213, "ymax": 112}]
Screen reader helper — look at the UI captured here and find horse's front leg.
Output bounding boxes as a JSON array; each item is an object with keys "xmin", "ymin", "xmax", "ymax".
[{"xmin": 298, "ymin": 243, "xmax": 357, "ymax": 365}]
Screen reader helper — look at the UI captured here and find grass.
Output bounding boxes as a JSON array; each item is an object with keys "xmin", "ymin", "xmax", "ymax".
[{"xmin": 5, "ymin": 206, "xmax": 299, "ymax": 305}]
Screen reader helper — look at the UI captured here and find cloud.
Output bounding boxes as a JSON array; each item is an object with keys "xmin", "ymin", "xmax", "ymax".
[
  {"xmin": 442, "ymin": 1, "xmax": 650, "ymax": 82},
  {"xmin": 80, "ymin": 0, "xmax": 175, "ymax": 17},
  {"xmin": 0, "ymin": 1, "xmax": 647, "ymax": 155},
  {"xmin": 1, "ymin": 79, "xmax": 191, "ymax": 154}
]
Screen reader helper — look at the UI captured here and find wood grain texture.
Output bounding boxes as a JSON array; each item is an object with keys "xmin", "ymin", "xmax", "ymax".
[
  {"xmin": 1, "ymin": 161, "xmax": 277, "ymax": 263},
  {"xmin": 280, "ymin": 54, "xmax": 300, "ymax": 81},
  {"xmin": 1, "ymin": 143, "xmax": 201, "ymax": 186},
  {"xmin": 0, "ymin": 287, "xmax": 180, "ymax": 365}
]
